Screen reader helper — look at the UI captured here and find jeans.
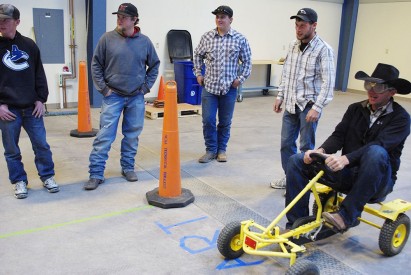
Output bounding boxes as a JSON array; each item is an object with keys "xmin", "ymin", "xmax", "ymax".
[
  {"xmin": 0, "ymin": 106, "xmax": 54, "ymax": 184},
  {"xmin": 88, "ymin": 93, "xmax": 145, "ymax": 179},
  {"xmin": 280, "ymin": 104, "xmax": 318, "ymax": 173},
  {"xmin": 201, "ymin": 87, "xmax": 237, "ymax": 154},
  {"xmin": 285, "ymin": 145, "xmax": 393, "ymax": 229}
]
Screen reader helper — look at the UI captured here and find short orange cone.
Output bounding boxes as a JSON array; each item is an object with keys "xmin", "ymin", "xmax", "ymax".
[
  {"xmin": 157, "ymin": 76, "xmax": 165, "ymax": 100},
  {"xmin": 146, "ymin": 81, "xmax": 194, "ymax": 208},
  {"xmin": 70, "ymin": 61, "xmax": 98, "ymax": 138}
]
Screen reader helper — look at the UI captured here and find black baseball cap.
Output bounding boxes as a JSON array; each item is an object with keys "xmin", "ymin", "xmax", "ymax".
[
  {"xmin": 0, "ymin": 4, "xmax": 20, "ymax": 20},
  {"xmin": 112, "ymin": 3, "xmax": 138, "ymax": 17},
  {"xmin": 212, "ymin": 5, "xmax": 233, "ymax": 17},
  {"xmin": 290, "ymin": 8, "xmax": 317, "ymax": 23}
]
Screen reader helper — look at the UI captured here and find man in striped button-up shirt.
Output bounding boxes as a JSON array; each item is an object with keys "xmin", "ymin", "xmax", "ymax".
[
  {"xmin": 271, "ymin": 8, "xmax": 335, "ymax": 190},
  {"xmin": 194, "ymin": 5, "xmax": 252, "ymax": 163}
]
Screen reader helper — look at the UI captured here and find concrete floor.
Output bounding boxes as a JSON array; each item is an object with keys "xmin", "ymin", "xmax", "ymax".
[{"xmin": 1, "ymin": 91, "xmax": 410, "ymax": 274}]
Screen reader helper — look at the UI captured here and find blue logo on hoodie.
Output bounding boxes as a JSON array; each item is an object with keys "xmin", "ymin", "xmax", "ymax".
[{"xmin": 2, "ymin": 45, "xmax": 29, "ymax": 71}]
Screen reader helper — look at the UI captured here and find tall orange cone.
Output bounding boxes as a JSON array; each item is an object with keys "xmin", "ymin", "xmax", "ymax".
[
  {"xmin": 146, "ymin": 81, "xmax": 194, "ymax": 208},
  {"xmin": 70, "ymin": 61, "xmax": 98, "ymax": 138},
  {"xmin": 157, "ymin": 76, "xmax": 165, "ymax": 100}
]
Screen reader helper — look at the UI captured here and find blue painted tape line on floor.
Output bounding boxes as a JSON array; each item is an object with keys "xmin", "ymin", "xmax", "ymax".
[
  {"xmin": 155, "ymin": 216, "xmax": 208, "ymax": 234},
  {"xmin": 216, "ymin": 258, "xmax": 266, "ymax": 270},
  {"xmin": 179, "ymin": 229, "xmax": 219, "ymax": 254},
  {"xmin": 0, "ymin": 205, "xmax": 153, "ymax": 239}
]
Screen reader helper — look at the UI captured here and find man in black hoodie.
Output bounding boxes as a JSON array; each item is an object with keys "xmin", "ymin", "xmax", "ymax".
[{"xmin": 0, "ymin": 4, "xmax": 59, "ymax": 199}]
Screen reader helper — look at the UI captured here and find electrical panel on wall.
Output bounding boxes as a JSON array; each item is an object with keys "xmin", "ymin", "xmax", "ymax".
[{"xmin": 33, "ymin": 8, "xmax": 64, "ymax": 64}]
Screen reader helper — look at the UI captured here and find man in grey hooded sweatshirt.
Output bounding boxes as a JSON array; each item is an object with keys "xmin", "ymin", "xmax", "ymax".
[{"xmin": 85, "ymin": 3, "xmax": 160, "ymax": 190}]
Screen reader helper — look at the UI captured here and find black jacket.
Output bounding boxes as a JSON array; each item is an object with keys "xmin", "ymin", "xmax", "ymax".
[
  {"xmin": 0, "ymin": 31, "xmax": 48, "ymax": 108},
  {"xmin": 321, "ymin": 99, "xmax": 410, "ymax": 181}
]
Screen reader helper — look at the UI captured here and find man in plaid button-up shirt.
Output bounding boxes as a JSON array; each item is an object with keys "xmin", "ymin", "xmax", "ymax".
[
  {"xmin": 194, "ymin": 5, "xmax": 252, "ymax": 163},
  {"xmin": 270, "ymin": 8, "xmax": 335, "ymax": 190}
]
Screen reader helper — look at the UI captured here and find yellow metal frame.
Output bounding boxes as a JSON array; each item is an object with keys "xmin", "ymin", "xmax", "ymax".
[{"xmin": 238, "ymin": 170, "xmax": 411, "ymax": 267}]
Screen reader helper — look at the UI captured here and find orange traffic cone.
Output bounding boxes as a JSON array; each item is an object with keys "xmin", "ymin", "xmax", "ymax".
[
  {"xmin": 70, "ymin": 61, "xmax": 98, "ymax": 138},
  {"xmin": 157, "ymin": 76, "xmax": 165, "ymax": 100},
  {"xmin": 146, "ymin": 81, "xmax": 194, "ymax": 208}
]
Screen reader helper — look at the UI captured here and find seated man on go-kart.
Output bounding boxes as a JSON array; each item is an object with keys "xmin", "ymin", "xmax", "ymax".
[{"xmin": 285, "ymin": 63, "xmax": 411, "ymax": 232}]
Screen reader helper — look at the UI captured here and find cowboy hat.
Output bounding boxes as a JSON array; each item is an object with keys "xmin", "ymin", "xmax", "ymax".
[{"xmin": 355, "ymin": 63, "xmax": 411, "ymax": 95}]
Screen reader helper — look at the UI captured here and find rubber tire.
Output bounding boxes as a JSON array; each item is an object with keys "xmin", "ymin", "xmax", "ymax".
[
  {"xmin": 292, "ymin": 215, "xmax": 316, "ymax": 229},
  {"xmin": 290, "ymin": 215, "xmax": 317, "ymax": 245},
  {"xmin": 312, "ymin": 192, "xmax": 342, "ymax": 235},
  {"xmin": 285, "ymin": 259, "xmax": 320, "ymax": 275},
  {"xmin": 217, "ymin": 221, "xmax": 244, "ymax": 259},
  {"xmin": 379, "ymin": 213, "xmax": 410, "ymax": 256}
]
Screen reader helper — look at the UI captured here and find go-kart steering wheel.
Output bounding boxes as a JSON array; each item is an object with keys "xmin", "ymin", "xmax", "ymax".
[
  {"xmin": 309, "ymin": 152, "xmax": 331, "ymax": 172},
  {"xmin": 308, "ymin": 152, "xmax": 342, "ymax": 188}
]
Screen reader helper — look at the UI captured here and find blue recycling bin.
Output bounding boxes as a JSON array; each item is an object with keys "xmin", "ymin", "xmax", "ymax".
[{"xmin": 174, "ymin": 61, "xmax": 203, "ymax": 105}]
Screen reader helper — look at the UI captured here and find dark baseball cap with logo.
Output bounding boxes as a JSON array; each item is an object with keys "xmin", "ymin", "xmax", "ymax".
[
  {"xmin": 212, "ymin": 5, "xmax": 233, "ymax": 18},
  {"xmin": 112, "ymin": 3, "xmax": 138, "ymax": 17},
  {"xmin": 0, "ymin": 4, "xmax": 20, "ymax": 20},
  {"xmin": 290, "ymin": 8, "xmax": 317, "ymax": 23}
]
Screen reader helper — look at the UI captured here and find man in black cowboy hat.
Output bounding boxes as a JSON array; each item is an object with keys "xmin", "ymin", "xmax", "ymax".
[{"xmin": 284, "ymin": 63, "xmax": 411, "ymax": 231}]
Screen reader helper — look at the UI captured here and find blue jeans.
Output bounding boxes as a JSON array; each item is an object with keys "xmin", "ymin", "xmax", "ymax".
[
  {"xmin": 280, "ymin": 104, "xmax": 318, "ymax": 173},
  {"xmin": 285, "ymin": 145, "xmax": 393, "ymax": 229},
  {"xmin": 88, "ymin": 93, "xmax": 145, "ymax": 180},
  {"xmin": 0, "ymin": 106, "xmax": 54, "ymax": 184},
  {"xmin": 201, "ymin": 87, "xmax": 237, "ymax": 154}
]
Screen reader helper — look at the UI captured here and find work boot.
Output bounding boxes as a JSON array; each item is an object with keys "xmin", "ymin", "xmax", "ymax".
[
  {"xmin": 84, "ymin": 178, "xmax": 103, "ymax": 190},
  {"xmin": 122, "ymin": 170, "xmax": 138, "ymax": 182},
  {"xmin": 217, "ymin": 151, "xmax": 227, "ymax": 162},
  {"xmin": 322, "ymin": 212, "xmax": 347, "ymax": 231},
  {"xmin": 198, "ymin": 152, "xmax": 216, "ymax": 163}
]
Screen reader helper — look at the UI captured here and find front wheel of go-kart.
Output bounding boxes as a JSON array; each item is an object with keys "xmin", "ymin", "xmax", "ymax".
[
  {"xmin": 379, "ymin": 213, "xmax": 410, "ymax": 256},
  {"xmin": 217, "ymin": 221, "xmax": 244, "ymax": 259},
  {"xmin": 285, "ymin": 259, "xmax": 320, "ymax": 275}
]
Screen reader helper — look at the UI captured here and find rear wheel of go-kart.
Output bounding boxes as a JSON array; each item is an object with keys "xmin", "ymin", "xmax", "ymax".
[
  {"xmin": 312, "ymin": 191, "xmax": 340, "ymax": 215},
  {"xmin": 291, "ymin": 215, "xmax": 317, "ymax": 245},
  {"xmin": 217, "ymin": 221, "xmax": 244, "ymax": 259},
  {"xmin": 292, "ymin": 215, "xmax": 316, "ymax": 229},
  {"xmin": 292, "ymin": 213, "xmax": 337, "ymax": 243},
  {"xmin": 379, "ymin": 213, "xmax": 410, "ymax": 256},
  {"xmin": 285, "ymin": 259, "xmax": 320, "ymax": 275}
]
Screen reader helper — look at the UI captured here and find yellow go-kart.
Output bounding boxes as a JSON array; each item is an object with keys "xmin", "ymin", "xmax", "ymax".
[{"xmin": 217, "ymin": 153, "xmax": 411, "ymax": 274}]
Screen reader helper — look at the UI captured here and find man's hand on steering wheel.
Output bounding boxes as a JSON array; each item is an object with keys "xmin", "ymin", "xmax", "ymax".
[
  {"xmin": 305, "ymin": 149, "xmax": 350, "ymax": 172},
  {"xmin": 324, "ymin": 155, "xmax": 349, "ymax": 172},
  {"xmin": 303, "ymin": 149, "xmax": 328, "ymax": 164}
]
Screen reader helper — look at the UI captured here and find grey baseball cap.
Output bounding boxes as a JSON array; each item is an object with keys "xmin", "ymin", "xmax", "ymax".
[{"xmin": 0, "ymin": 4, "xmax": 20, "ymax": 20}]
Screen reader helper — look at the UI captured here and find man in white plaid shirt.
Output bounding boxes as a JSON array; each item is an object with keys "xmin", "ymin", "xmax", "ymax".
[
  {"xmin": 271, "ymin": 8, "xmax": 335, "ymax": 190},
  {"xmin": 194, "ymin": 5, "xmax": 252, "ymax": 163}
]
